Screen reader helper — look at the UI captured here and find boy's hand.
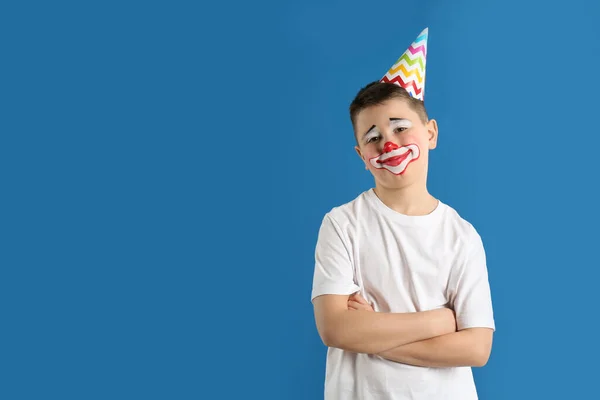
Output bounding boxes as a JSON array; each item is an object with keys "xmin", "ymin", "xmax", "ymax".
[{"xmin": 348, "ymin": 292, "xmax": 375, "ymax": 312}]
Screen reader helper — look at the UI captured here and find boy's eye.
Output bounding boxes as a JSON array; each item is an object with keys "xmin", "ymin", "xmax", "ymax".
[
  {"xmin": 394, "ymin": 127, "xmax": 407, "ymax": 133},
  {"xmin": 367, "ymin": 136, "xmax": 380, "ymax": 143}
]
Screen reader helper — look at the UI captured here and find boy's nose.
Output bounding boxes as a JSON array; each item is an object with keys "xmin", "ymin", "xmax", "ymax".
[{"xmin": 383, "ymin": 141, "xmax": 399, "ymax": 153}]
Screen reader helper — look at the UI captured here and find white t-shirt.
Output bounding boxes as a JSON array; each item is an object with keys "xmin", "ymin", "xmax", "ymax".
[{"xmin": 311, "ymin": 189, "xmax": 495, "ymax": 400}]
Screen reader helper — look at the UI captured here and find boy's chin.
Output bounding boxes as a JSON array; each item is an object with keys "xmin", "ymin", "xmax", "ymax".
[{"xmin": 372, "ymin": 169, "xmax": 420, "ymax": 188}]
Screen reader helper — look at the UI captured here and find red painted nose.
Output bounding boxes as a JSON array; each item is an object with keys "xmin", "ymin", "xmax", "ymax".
[{"xmin": 383, "ymin": 141, "xmax": 399, "ymax": 153}]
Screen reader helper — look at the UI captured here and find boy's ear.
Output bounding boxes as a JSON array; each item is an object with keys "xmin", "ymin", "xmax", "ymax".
[
  {"xmin": 427, "ymin": 119, "xmax": 439, "ymax": 150},
  {"xmin": 355, "ymin": 146, "xmax": 369, "ymax": 170},
  {"xmin": 355, "ymin": 145, "xmax": 362, "ymax": 159}
]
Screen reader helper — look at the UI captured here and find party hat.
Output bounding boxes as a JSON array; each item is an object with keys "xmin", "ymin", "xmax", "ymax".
[{"xmin": 380, "ymin": 28, "xmax": 428, "ymax": 101}]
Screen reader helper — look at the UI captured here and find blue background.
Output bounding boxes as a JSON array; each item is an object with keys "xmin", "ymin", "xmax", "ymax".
[{"xmin": 2, "ymin": 0, "xmax": 599, "ymax": 399}]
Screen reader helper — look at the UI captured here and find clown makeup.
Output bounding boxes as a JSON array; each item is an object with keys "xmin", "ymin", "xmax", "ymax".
[
  {"xmin": 362, "ymin": 118, "xmax": 414, "ymax": 145},
  {"xmin": 368, "ymin": 142, "xmax": 420, "ymax": 175},
  {"xmin": 389, "ymin": 118, "xmax": 413, "ymax": 133},
  {"xmin": 365, "ymin": 119, "xmax": 420, "ymax": 176},
  {"xmin": 363, "ymin": 125, "xmax": 381, "ymax": 144},
  {"xmin": 360, "ymin": 117, "xmax": 421, "ymax": 174}
]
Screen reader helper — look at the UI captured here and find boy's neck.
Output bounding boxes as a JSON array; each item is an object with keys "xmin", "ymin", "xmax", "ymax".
[{"xmin": 373, "ymin": 183, "xmax": 438, "ymax": 217}]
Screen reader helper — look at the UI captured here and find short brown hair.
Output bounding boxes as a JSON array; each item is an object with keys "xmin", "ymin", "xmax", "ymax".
[{"xmin": 349, "ymin": 81, "xmax": 429, "ymax": 135}]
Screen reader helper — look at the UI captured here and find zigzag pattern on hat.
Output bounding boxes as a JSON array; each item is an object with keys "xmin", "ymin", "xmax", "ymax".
[{"xmin": 380, "ymin": 28, "xmax": 428, "ymax": 101}]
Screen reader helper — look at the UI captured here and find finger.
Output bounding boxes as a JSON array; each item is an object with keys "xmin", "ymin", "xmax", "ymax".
[
  {"xmin": 348, "ymin": 301, "xmax": 371, "ymax": 311},
  {"xmin": 348, "ymin": 301, "xmax": 365, "ymax": 310},
  {"xmin": 353, "ymin": 293, "xmax": 369, "ymax": 305}
]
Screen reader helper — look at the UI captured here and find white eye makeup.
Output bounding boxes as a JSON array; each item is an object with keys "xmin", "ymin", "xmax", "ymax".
[
  {"xmin": 364, "ymin": 127, "xmax": 382, "ymax": 144},
  {"xmin": 362, "ymin": 119, "xmax": 413, "ymax": 145},
  {"xmin": 390, "ymin": 118, "xmax": 412, "ymax": 132}
]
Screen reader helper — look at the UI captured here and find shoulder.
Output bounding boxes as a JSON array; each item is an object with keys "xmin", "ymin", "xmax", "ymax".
[
  {"xmin": 439, "ymin": 201, "xmax": 483, "ymax": 248},
  {"xmin": 322, "ymin": 189, "xmax": 375, "ymax": 228},
  {"xmin": 315, "ymin": 190, "xmax": 373, "ymax": 248}
]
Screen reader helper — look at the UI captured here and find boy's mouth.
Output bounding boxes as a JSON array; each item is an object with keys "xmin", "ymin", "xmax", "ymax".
[
  {"xmin": 369, "ymin": 144, "xmax": 420, "ymax": 175},
  {"xmin": 376, "ymin": 151, "xmax": 412, "ymax": 167}
]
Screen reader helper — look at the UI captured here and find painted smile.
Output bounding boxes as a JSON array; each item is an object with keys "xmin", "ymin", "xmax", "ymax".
[
  {"xmin": 377, "ymin": 151, "xmax": 412, "ymax": 167},
  {"xmin": 369, "ymin": 144, "xmax": 420, "ymax": 175}
]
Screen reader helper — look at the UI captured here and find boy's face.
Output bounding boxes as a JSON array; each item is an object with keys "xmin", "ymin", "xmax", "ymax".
[{"xmin": 354, "ymin": 98, "xmax": 438, "ymax": 190}]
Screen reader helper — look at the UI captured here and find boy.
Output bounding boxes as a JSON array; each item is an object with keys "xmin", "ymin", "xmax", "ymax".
[{"xmin": 311, "ymin": 28, "xmax": 495, "ymax": 399}]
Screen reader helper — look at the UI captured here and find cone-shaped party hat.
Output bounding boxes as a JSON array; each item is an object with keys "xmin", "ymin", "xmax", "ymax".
[{"xmin": 380, "ymin": 28, "xmax": 428, "ymax": 101}]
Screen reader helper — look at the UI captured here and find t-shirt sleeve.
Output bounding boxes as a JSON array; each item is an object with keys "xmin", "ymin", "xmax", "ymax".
[
  {"xmin": 451, "ymin": 228, "xmax": 496, "ymax": 331},
  {"xmin": 311, "ymin": 213, "xmax": 361, "ymax": 302}
]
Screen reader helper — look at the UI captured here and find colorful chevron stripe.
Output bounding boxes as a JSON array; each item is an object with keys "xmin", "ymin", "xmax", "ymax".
[{"xmin": 380, "ymin": 28, "xmax": 428, "ymax": 101}]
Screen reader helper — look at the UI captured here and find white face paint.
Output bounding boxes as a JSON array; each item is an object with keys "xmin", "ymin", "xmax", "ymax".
[
  {"xmin": 364, "ymin": 126, "xmax": 382, "ymax": 144},
  {"xmin": 389, "ymin": 118, "xmax": 412, "ymax": 133},
  {"xmin": 363, "ymin": 119, "xmax": 420, "ymax": 175},
  {"xmin": 363, "ymin": 119, "xmax": 413, "ymax": 145},
  {"xmin": 369, "ymin": 144, "xmax": 420, "ymax": 175}
]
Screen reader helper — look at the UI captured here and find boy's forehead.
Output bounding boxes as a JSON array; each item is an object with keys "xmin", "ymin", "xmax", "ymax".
[{"xmin": 357, "ymin": 99, "xmax": 414, "ymax": 127}]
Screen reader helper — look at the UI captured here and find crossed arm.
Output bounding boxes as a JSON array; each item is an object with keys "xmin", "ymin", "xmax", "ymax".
[{"xmin": 313, "ymin": 293, "xmax": 493, "ymax": 368}]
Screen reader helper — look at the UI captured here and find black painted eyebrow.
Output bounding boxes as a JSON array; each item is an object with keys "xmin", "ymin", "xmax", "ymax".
[
  {"xmin": 362, "ymin": 124, "xmax": 377, "ymax": 138},
  {"xmin": 389, "ymin": 118, "xmax": 409, "ymax": 121}
]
